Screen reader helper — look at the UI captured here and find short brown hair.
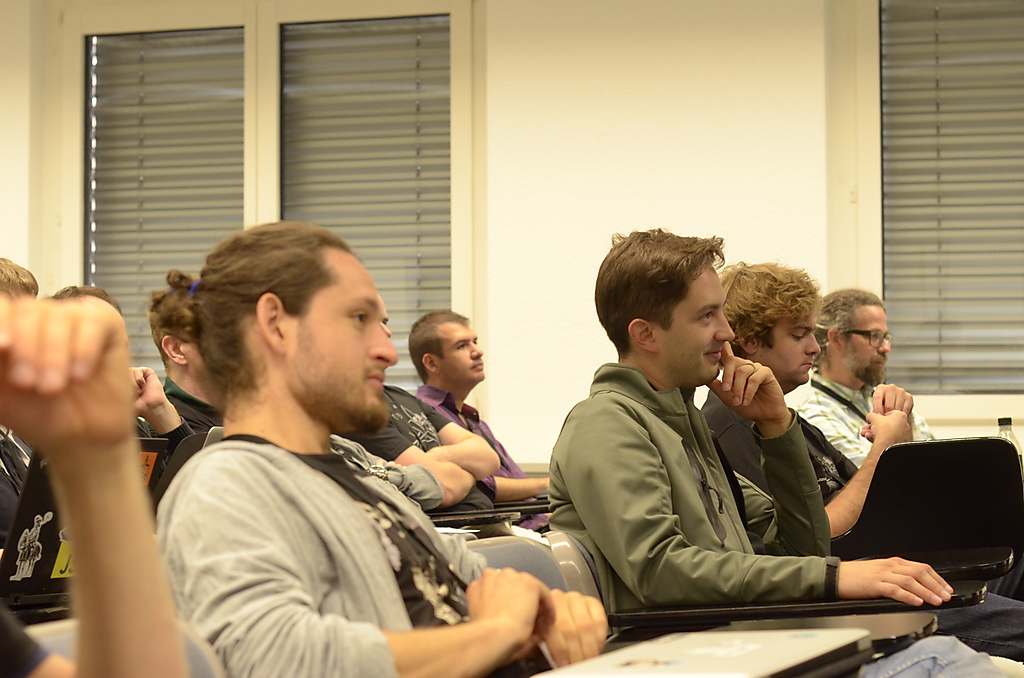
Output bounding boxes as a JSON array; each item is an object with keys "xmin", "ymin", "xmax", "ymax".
[
  {"xmin": 409, "ymin": 310, "xmax": 470, "ymax": 382},
  {"xmin": 51, "ymin": 285, "xmax": 122, "ymax": 314},
  {"xmin": 0, "ymin": 258, "xmax": 38, "ymax": 298},
  {"xmin": 149, "ymin": 221, "xmax": 351, "ymax": 409},
  {"xmin": 814, "ymin": 288, "xmax": 885, "ymax": 367},
  {"xmin": 720, "ymin": 262, "xmax": 821, "ymax": 354},
  {"xmin": 595, "ymin": 229, "xmax": 724, "ymax": 356}
]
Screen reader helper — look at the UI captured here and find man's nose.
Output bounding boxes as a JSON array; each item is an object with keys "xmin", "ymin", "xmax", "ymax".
[{"xmin": 717, "ymin": 319, "xmax": 735, "ymax": 343}]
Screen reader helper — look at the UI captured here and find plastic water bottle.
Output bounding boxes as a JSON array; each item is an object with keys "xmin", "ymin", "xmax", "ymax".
[{"xmin": 998, "ymin": 418, "xmax": 1023, "ymax": 471}]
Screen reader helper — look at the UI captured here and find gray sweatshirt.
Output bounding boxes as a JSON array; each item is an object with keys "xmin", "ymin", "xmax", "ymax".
[{"xmin": 157, "ymin": 439, "xmax": 485, "ymax": 678}]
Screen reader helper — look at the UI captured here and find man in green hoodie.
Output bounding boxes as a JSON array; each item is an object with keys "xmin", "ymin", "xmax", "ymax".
[{"xmin": 549, "ymin": 229, "xmax": 952, "ymax": 616}]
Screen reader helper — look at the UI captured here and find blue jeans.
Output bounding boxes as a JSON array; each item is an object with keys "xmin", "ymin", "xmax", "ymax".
[
  {"xmin": 866, "ymin": 636, "xmax": 1000, "ymax": 678},
  {"xmin": 935, "ymin": 593, "xmax": 1024, "ymax": 661}
]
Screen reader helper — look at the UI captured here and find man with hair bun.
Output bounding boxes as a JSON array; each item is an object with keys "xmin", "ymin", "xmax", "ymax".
[
  {"xmin": 798, "ymin": 289, "xmax": 934, "ymax": 468},
  {"xmin": 148, "ymin": 272, "xmax": 221, "ymax": 434},
  {"xmin": 156, "ymin": 221, "xmax": 606, "ymax": 678}
]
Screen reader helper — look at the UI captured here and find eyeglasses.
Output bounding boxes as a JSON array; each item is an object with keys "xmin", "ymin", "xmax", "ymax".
[{"xmin": 844, "ymin": 329, "xmax": 893, "ymax": 348}]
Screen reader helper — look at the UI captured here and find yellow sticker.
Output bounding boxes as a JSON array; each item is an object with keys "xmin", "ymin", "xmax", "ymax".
[{"xmin": 51, "ymin": 541, "xmax": 75, "ymax": 579}]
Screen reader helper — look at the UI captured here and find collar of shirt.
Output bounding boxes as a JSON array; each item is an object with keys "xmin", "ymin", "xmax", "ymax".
[{"xmin": 416, "ymin": 385, "xmax": 480, "ymax": 424}]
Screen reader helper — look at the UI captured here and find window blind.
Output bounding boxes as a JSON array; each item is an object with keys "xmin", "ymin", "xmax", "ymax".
[
  {"xmin": 86, "ymin": 28, "xmax": 245, "ymax": 371},
  {"xmin": 281, "ymin": 16, "xmax": 451, "ymax": 388},
  {"xmin": 881, "ymin": 0, "xmax": 1024, "ymax": 394}
]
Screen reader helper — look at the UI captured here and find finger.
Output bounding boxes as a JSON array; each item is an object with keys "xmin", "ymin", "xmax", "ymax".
[
  {"xmin": 0, "ymin": 296, "xmax": 12, "ymax": 349},
  {"xmin": 562, "ymin": 592, "xmax": 606, "ymax": 661},
  {"xmin": 880, "ymin": 562, "xmax": 947, "ymax": 606},
  {"xmin": 543, "ymin": 591, "xmax": 577, "ymax": 667},
  {"xmin": 532, "ymin": 579, "xmax": 556, "ymax": 642},
  {"xmin": 718, "ymin": 342, "xmax": 737, "ymax": 392},
  {"xmin": 872, "ymin": 387, "xmax": 886, "ymax": 414},
  {"xmin": 70, "ymin": 305, "xmax": 120, "ymax": 381},
  {"xmin": 898, "ymin": 391, "xmax": 914, "ymax": 415},
  {"xmin": 892, "ymin": 558, "xmax": 953, "ymax": 597},
  {"xmin": 723, "ymin": 360, "xmax": 757, "ymax": 405},
  {"xmin": 8, "ymin": 300, "xmax": 43, "ymax": 388},
  {"xmin": 737, "ymin": 363, "xmax": 768, "ymax": 407},
  {"xmin": 36, "ymin": 303, "xmax": 73, "ymax": 394},
  {"xmin": 130, "ymin": 367, "xmax": 147, "ymax": 390}
]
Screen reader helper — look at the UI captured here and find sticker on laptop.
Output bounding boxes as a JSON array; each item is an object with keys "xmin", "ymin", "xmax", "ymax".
[{"xmin": 9, "ymin": 511, "xmax": 53, "ymax": 581}]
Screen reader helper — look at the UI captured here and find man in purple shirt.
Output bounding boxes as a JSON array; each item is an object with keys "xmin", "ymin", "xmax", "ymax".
[{"xmin": 412, "ymin": 311, "xmax": 549, "ymax": 531}]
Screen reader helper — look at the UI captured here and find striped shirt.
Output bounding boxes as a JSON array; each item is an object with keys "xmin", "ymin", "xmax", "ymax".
[{"xmin": 797, "ymin": 372, "xmax": 935, "ymax": 468}]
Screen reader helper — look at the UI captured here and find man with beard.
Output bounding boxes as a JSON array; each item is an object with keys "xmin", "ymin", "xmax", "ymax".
[
  {"xmin": 797, "ymin": 289, "xmax": 934, "ymax": 467},
  {"xmin": 156, "ymin": 222, "xmax": 606, "ymax": 678}
]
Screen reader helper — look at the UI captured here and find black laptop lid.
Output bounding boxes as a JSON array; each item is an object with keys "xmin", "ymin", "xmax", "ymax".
[{"xmin": 0, "ymin": 456, "xmax": 71, "ymax": 606}]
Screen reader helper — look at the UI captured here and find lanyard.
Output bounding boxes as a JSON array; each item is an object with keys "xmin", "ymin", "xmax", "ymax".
[{"xmin": 811, "ymin": 380, "xmax": 869, "ymax": 423}]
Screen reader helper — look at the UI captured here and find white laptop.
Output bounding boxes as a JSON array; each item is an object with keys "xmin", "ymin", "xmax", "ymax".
[{"xmin": 540, "ymin": 628, "xmax": 873, "ymax": 678}]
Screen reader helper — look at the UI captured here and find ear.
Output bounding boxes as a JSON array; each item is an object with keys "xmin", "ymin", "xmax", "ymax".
[
  {"xmin": 422, "ymin": 352, "xmax": 441, "ymax": 376},
  {"xmin": 626, "ymin": 318, "xmax": 659, "ymax": 355},
  {"xmin": 738, "ymin": 336, "xmax": 761, "ymax": 360},
  {"xmin": 252, "ymin": 293, "xmax": 293, "ymax": 356},
  {"xmin": 826, "ymin": 327, "xmax": 845, "ymax": 352},
  {"xmin": 160, "ymin": 335, "xmax": 189, "ymax": 367}
]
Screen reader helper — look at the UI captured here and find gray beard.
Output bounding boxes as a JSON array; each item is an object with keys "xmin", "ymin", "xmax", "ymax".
[{"xmin": 848, "ymin": 355, "xmax": 887, "ymax": 388}]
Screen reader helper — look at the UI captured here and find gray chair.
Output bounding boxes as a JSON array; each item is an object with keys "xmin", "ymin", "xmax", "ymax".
[
  {"xmin": 467, "ymin": 535, "xmax": 567, "ymax": 591},
  {"xmin": 545, "ymin": 530, "xmax": 601, "ymax": 600}
]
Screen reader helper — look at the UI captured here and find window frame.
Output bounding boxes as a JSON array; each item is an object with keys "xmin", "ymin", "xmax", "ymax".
[
  {"xmin": 48, "ymin": 0, "xmax": 478, "ymax": 351},
  {"xmin": 823, "ymin": 0, "xmax": 1023, "ymax": 430}
]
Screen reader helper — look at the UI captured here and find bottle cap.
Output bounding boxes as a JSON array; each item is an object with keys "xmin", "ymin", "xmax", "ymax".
[{"xmin": 998, "ymin": 417, "xmax": 1013, "ymax": 426}]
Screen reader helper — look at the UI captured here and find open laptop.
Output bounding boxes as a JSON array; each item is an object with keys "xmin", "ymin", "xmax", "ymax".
[
  {"xmin": 540, "ymin": 628, "xmax": 873, "ymax": 678},
  {"xmin": 0, "ymin": 438, "xmax": 169, "ymax": 621},
  {"xmin": 0, "ymin": 455, "xmax": 71, "ymax": 616}
]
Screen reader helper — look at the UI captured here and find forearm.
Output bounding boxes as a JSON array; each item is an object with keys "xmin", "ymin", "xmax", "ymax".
[
  {"xmin": 384, "ymin": 619, "xmax": 527, "ymax": 678},
  {"xmin": 428, "ymin": 439, "xmax": 499, "ymax": 480},
  {"xmin": 824, "ymin": 445, "xmax": 883, "ymax": 538},
  {"xmin": 420, "ymin": 459, "xmax": 476, "ymax": 507},
  {"xmin": 493, "ymin": 476, "xmax": 549, "ymax": 502},
  {"xmin": 46, "ymin": 441, "xmax": 185, "ymax": 678},
  {"xmin": 140, "ymin": 401, "xmax": 183, "ymax": 436}
]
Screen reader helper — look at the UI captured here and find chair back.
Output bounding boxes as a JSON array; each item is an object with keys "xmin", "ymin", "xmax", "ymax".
[
  {"xmin": 153, "ymin": 430, "xmax": 219, "ymax": 508},
  {"xmin": 467, "ymin": 535, "xmax": 567, "ymax": 590},
  {"xmin": 544, "ymin": 530, "xmax": 602, "ymax": 600},
  {"xmin": 831, "ymin": 437, "xmax": 1024, "ymax": 568}
]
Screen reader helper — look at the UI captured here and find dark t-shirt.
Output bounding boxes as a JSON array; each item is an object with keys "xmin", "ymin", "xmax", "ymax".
[
  {"xmin": 345, "ymin": 386, "xmax": 494, "ymax": 512},
  {"xmin": 701, "ymin": 390, "xmax": 857, "ymax": 503},
  {"xmin": 0, "ymin": 603, "xmax": 46, "ymax": 678},
  {"xmin": 292, "ymin": 451, "xmax": 469, "ymax": 627},
  {"xmin": 347, "ymin": 386, "xmax": 451, "ymax": 461},
  {"xmin": 0, "ymin": 433, "xmax": 29, "ymax": 546}
]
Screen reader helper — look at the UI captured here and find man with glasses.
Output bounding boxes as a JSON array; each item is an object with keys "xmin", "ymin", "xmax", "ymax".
[{"xmin": 797, "ymin": 289, "xmax": 934, "ymax": 467}]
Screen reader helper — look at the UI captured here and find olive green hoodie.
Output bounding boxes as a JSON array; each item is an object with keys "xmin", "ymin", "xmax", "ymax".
[{"xmin": 549, "ymin": 363, "xmax": 837, "ymax": 613}]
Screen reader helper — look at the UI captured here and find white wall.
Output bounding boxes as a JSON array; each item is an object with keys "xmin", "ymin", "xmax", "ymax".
[
  {"xmin": 482, "ymin": 0, "xmax": 830, "ymax": 463},
  {"xmin": 0, "ymin": 0, "xmax": 38, "ymax": 268}
]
